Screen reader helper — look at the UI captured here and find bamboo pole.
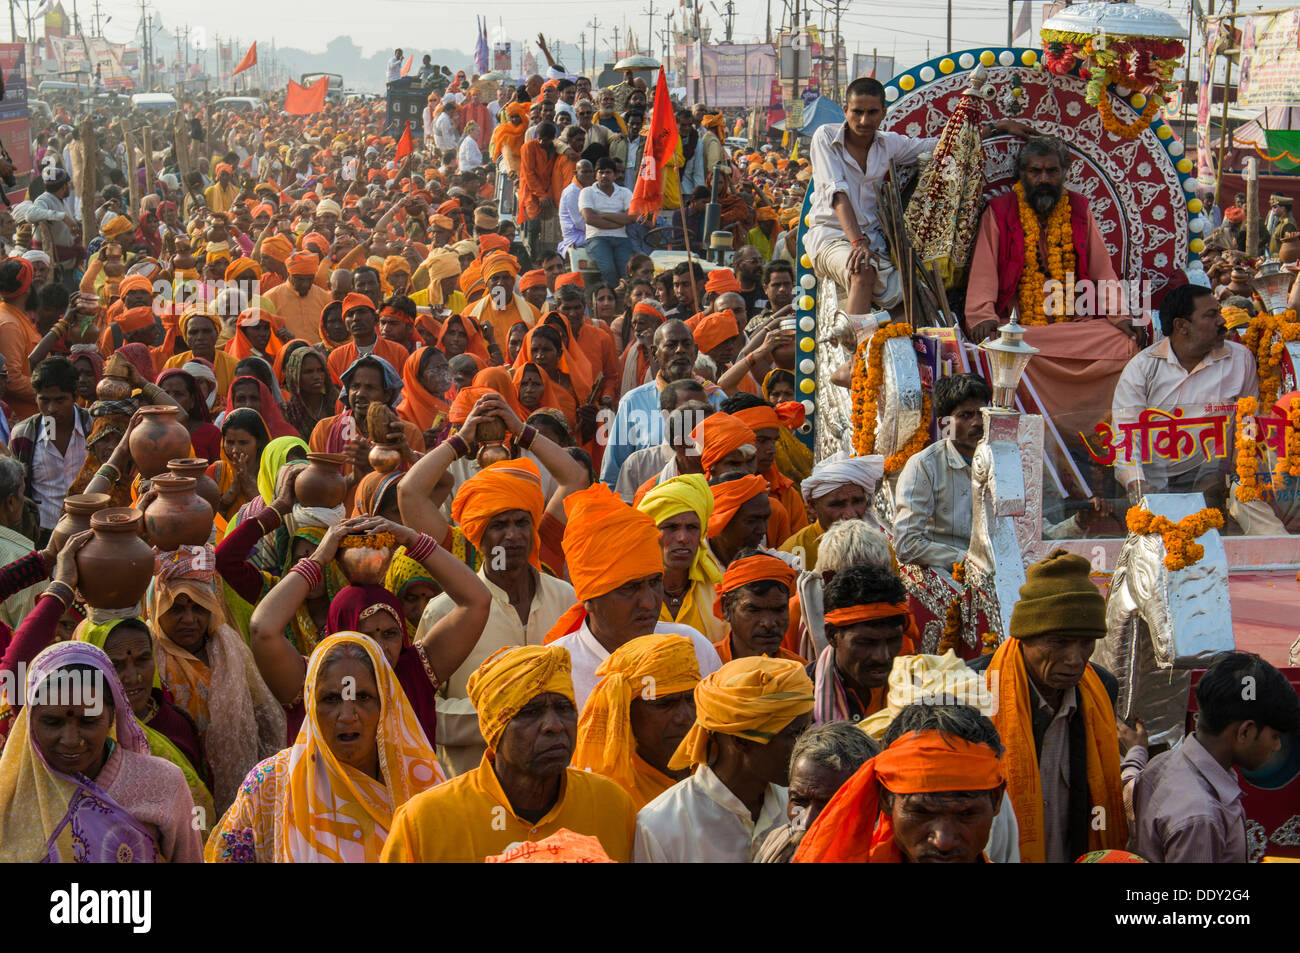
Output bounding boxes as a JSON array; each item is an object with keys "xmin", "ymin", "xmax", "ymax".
[{"xmin": 78, "ymin": 118, "xmax": 97, "ymax": 246}]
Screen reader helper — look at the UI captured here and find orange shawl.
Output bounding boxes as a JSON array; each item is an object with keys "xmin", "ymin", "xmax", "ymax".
[
  {"xmin": 985, "ymin": 638, "xmax": 1127, "ymax": 862},
  {"xmin": 396, "ymin": 346, "xmax": 450, "ymax": 430}
]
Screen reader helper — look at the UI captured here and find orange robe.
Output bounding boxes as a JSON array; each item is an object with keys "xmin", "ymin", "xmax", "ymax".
[{"xmin": 518, "ymin": 140, "xmax": 559, "ymax": 223}]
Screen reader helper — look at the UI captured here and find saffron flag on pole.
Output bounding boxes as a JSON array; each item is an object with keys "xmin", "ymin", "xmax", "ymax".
[
  {"xmin": 629, "ymin": 67, "xmax": 680, "ymax": 221},
  {"xmin": 401, "ymin": 54, "xmax": 413, "ymax": 77},
  {"xmin": 395, "ymin": 122, "xmax": 414, "ymax": 161},
  {"xmin": 284, "ymin": 76, "xmax": 328, "ymax": 115},
  {"xmin": 232, "ymin": 41, "xmax": 257, "ymax": 77}
]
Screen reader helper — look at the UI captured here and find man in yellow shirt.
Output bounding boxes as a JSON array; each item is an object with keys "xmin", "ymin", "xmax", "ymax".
[
  {"xmin": 264, "ymin": 252, "xmax": 331, "ymax": 343},
  {"xmin": 380, "ymin": 645, "xmax": 636, "ymax": 862},
  {"xmin": 204, "ymin": 164, "xmax": 240, "ymax": 215}
]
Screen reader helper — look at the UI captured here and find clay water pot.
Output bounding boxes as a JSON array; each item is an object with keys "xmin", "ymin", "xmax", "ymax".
[
  {"xmin": 97, "ymin": 374, "xmax": 132, "ymax": 401},
  {"xmin": 1280, "ymin": 232, "xmax": 1300, "ymax": 265},
  {"xmin": 144, "ymin": 475, "xmax": 214, "ymax": 550},
  {"xmin": 297, "ymin": 453, "xmax": 348, "ymax": 508},
  {"xmin": 476, "ymin": 443, "xmax": 512, "ymax": 468},
  {"xmin": 337, "ymin": 535, "xmax": 396, "ymax": 586},
  {"xmin": 128, "ymin": 406, "xmax": 192, "ymax": 477},
  {"xmin": 103, "ymin": 243, "xmax": 126, "ymax": 278},
  {"xmin": 166, "ymin": 458, "xmax": 220, "ymax": 510},
  {"xmin": 173, "ymin": 248, "xmax": 196, "ymax": 272},
  {"xmin": 368, "ymin": 443, "xmax": 402, "ymax": 474},
  {"xmin": 54, "ymin": 492, "xmax": 112, "ymax": 541},
  {"xmin": 75, "ymin": 508, "xmax": 156, "ymax": 610}
]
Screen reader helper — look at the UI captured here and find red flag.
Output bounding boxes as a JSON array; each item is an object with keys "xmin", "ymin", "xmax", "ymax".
[
  {"xmin": 400, "ymin": 54, "xmax": 413, "ymax": 77},
  {"xmin": 395, "ymin": 122, "xmax": 413, "ymax": 161},
  {"xmin": 284, "ymin": 76, "xmax": 328, "ymax": 115},
  {"xmin": 629, "ymin": 68, "xmax": 681, "ymax": 221},
  {"xmin": 232, "ymin": 41, "xmax": 257, "ymax": 77}
]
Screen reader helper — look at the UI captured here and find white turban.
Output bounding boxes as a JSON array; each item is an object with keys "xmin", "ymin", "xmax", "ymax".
[
  {"xmin": 801, "ymin": 451, "xmax": 885, "ymax": 506},
  {"xmin": 315, "ymin": 198, "xmax": 342, "ymax": 217},
  {"xmin": 22, "ymin": 249, "xmax": 50, "ymax": 265}
]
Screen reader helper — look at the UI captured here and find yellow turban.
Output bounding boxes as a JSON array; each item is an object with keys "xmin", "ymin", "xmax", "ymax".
[
  {"xmin": 424, "ymin": 248, "xmax": 461, "ymax": 281},
  {"xmin": 466, "ymin": 645, "xmax": 575, "ymax": 752},
  {"xmin": 637, "ymin": 474, "xmax": 723, "ymax": 586},
  {"xmin": 573, "ymin": 634, "xmax": 700, "ymax": 808},
  {"xmin": 383, "ymin": 255, "xmax": 410, "ymax": 279},
  {"xmin": 224, "ymin": 257, "xmax": 261, "ymax": 281},
  {"xmin": 669, "ymin": 656, "xmax": 814, "ymax": 770},
  {"xmin": 481, "ymin": 251, "xmax": 520, "ymax": 281},
  {"xmin": 101, "ymin": 214, "xmax": 134, "ymax": 240}
]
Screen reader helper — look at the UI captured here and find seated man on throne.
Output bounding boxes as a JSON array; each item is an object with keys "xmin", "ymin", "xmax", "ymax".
[{"xmin": 964, "ymin": 137, "xmax": 1140, "ymax": 453}]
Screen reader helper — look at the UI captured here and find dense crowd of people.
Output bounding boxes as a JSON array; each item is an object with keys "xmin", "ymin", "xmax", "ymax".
[{"xmin": 0, "ymin": 61, "xmax": 1293, "ymax": 866}]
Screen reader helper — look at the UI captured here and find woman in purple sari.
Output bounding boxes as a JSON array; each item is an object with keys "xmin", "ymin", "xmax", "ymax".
[{"xmin": 0, "ymin": 641, "xmax": 204, "ymax": 862}]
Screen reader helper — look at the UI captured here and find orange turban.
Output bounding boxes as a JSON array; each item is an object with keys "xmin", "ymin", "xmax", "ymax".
[
  {"xmin": 261, "ymin": 234, "xmax": 294, "ymax": 262},
  {"xmin": 224, "ymin": 257, "xmax": 261, "ymax": 281},
  {"xmin": 116, "ymin": 274, "xmax": 153, "ymax": 298},
  {"xmin": 793, "ymin": 731, "xmax": 1005, "ymax": 863},
  {"xmin": 692, "ymin": 412, "xmax": 756, "ymax": 478},
  {"xmin": 115, "ymin": 305, "xmax": 155, "ymax": 334},
  {"xmin": 693, "ymin": 309, "xmax": 741, "ymax": 354},
  {"xmin": 436, "ymin": 199, "xmax": 460, "ymax": 215},
  {"xmin": 459, "ymin": 260, "xmax": 484, "ymax": 294},
  {"xmin": 478, "ymin": 233, "xmax": 511, "ymax": 257},
  {"xmin": 562, "ymin": 483, "xmax": 663, "ymax": 602},
  {"xmin": 302, "ymin": 232, "xmax": 330, "ymax": 256},
  {"xmin": 555, "ymin": 271, "xmax": 584, "ymax": 290},
  {"xmin": 451, "ymin": 458, "xmax": 546, "ymax": 569},
  {"xmin": 705, "ymin": 268, "xmax": 741, "ymax": 295},
  {"xmin": 341, "ymin": 292, "xmax": 374, "ymax": 316},
  {"xmin": 668, "ymin": 656, "xmax": 813, "ymax": 770},
  {"xmin": 733, "ymin": 401, "xmax": 805, "ymax": 434},
  {"xmin": 215, "ymin": 162, "xmax": 234, "ymax": 176},
  {"xmin": 252, "ymin": 202, "xmax": 276, "ymax": 219},
  {"xmin": 572, "ymin": 634, "xmax": 701, "ymax": 809},
  {"xmin": 383, "ymin": 255, "xmax": 410, "ymax": 279},
  {"xmin": 712, "ymin": 553, "xmax": 798, "ymax": 619},
  {"xmin": 519, "ymin": 269, "xmax": 547, "ymax": 291},
  {"xmin": 431, "ymin": 214, "xmax": 455, "ymax": 230},
  {"xmin": 286, "ymin": 252, "xmax": 319, "ymax": 277},
  {"xmin": 707, "ymin": 474, "xmax": 768, "ymax": 538},
  {"xmin": 466, "ymin": 645, "xmax": 575, "ymax": 752},
  {"xmin": 482, "ymin": 252, "xmax": 519, "ymax": 281}
]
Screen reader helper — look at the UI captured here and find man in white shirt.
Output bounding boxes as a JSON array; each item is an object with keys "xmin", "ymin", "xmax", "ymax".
[
  {"xmin": 431, "ymin": 102, "xmax": 460, "ymax": 155},
  {"xmin": 609, "ymin": 110, "xmax": 646, "ymax": 191},
  {"xmin": 1112, "ymin": 283, "xmax": 1258, "ymax": 503},
  {"xmin": 549, "ymin": 484, "xmax": 721, "ymax": 710},
  {"xmin": 386, "ymin": 49, "xmax": 404, "ymax": 85},
  {"xmin": 579, "ymin": 157, "xmax": 636, "ymax": 290},
  {"xmin": 633, "ymin": 655, "xmax": 813, "ymax": 862},
  {"xmin": 20, "ymin": 357, "xmax": 89, "ymax": 540},
  {"xmin": 558, "ymin": 159, "xmax": 595, "ymax": 257}
]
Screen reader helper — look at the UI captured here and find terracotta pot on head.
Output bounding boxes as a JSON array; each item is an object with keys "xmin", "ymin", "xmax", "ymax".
[
  {"xmin": 75, "ymin": 508, "xmax": 156, "ymax": 610},
  {"xmin": 128, "ymin": 406, "xmax": 192, "ymax": 478}
]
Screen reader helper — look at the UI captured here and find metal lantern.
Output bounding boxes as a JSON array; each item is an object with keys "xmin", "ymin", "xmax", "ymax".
[
  {"xmin": 1253, "ymin": 262, "xmax": 1294, "ymax": 314},
  {"xmin": 979, "ymin": 317, "xmax": 1040, "ymax": 410}
]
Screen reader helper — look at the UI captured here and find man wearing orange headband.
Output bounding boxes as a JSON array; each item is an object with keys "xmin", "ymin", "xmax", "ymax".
[
  {"xmin": 811, "ymin": 564, "xmax": 917, "ymax": 725},
  {"xmin": 264, "ymin": 251, "xmax": 330, "ymax": 343},
  {"xmin": 724, "ymin": 393, "xmax": 809, "ymax": 539},
  {"xmin": 634, "ymin": 655, "xmax": 813, "ymax": 862},
  {"xmin": 794, "ymin": 703, "xmax": 1006, "ymax": 863},
  {"xmin": 547, "ymin": 484, "xmax": 721, "ymax": 710},
  {"xmin": 965, "ymin": 550, "xmax": 1125, "ymax": 863},
  {"xmin": 712, "ymin": 550, "xmax": 804, "ymax": 663},
  {"xmin": 517, "ymin": 269, "xmax": 549, "ymax": 312},
  {"xmin": 707, "ymin": 473, "xmax": 771, "ymax": 569}
]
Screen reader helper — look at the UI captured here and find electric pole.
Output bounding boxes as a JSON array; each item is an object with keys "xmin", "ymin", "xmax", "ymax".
[
  {"xmin": 724, "ymin": 0, "xmax": 735, "ymax": 41},
  {"xmin": 580, "ymin": 31, "xmax": 586, "ymax": 75},
  {"xmin": 613, "ymin": 25, "xmax": 619, "ymax": 62},
  {"xmin": 92, "ymin": 0, "xmax": 102, "ymax": 35},
  {"xmin": 644, "ymin": 0, "xmax": 654, "ymax": 56},
  {"xmin": 590, "ymin": 17, "xmax": 599, "ymax": 73}
]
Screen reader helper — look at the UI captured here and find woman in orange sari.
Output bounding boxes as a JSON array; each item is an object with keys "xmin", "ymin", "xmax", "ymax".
[
  {"xmin": 433, "ymin": 312, "xmax": 491, "ymax": 365},
  {"xmin": 510, "ymin": 325, "xmax": 591, "ymax": 433},
  {"xmin": 396, "ymin": 347, "xmax": 452, "ymax": 439}
]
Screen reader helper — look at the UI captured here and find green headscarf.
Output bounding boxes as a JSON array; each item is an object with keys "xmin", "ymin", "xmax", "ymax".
[{"xmin": 256, "ymin": 434, "xmax": 311, "ymax": 504}]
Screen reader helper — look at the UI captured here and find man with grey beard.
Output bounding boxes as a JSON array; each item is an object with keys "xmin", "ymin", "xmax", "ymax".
[{"xmin": 963, "ymin": 136, "xmax": 1133, "ymax": 343}]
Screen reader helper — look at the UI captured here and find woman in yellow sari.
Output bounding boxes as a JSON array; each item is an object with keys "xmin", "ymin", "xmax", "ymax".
[
  {"xmin": 205, "ymin": 633, "xmax": 444, "ymax": 862},
  {"xmin": 636, "ymin": 474, "xmax": 727, "ymax": 643}
]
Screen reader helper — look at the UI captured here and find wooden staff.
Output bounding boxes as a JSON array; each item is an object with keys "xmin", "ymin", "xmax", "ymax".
[
  {"xmin": 78, "ymin": 118, "xmax": 97, "ymax": 246},
  {"xmin": 124, "ymin": 129, "xmax": 141, "ymax": 218},
  {"xmin": 680, "ymin": 211, "xmax": 700, "ymax": 314},
  {"xmin": 173, "ymin": 111, "xmax": 193, "ymax": 185},
  {"xmin": 141, "ymin": 127, "xmax": 157, "ymax": 198}
]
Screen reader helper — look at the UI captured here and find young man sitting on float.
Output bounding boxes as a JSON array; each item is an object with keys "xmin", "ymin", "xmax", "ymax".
[{"xmin": 805, "ymin": 75, "xmax": 1030, "ymax": 320}]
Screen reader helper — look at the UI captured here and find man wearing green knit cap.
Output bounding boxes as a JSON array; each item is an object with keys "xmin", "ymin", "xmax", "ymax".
[{"xmin": 968, "ymin": 550, "xmax": 1126, "ymax": 863}]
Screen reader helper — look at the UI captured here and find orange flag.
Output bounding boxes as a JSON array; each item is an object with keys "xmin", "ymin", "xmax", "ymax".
[
  {"xmin": 232, "ymin": 41, "xmax": 257, "ymax": 77},
  {"xmin": 629, "ymin": 68, "xmax": 680, "ymax": 221},
  {"xmin": 395, "ymin": 121, "xmax": 413, "ymax": 161},
  {"xmin": 284, "ymin": 76, "xmax": 328, "ymax": 115},
  {"xmin": 401, "ymin": 54, "xmax": 413, "ymax": 77}
]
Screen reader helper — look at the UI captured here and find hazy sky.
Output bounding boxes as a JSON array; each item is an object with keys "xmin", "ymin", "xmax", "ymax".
[{"xmin": 95, "ymin": 0, "xmax": 1193, "ymax": 73}]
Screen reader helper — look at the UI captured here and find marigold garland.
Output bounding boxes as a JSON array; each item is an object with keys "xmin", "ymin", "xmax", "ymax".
[
  {"xmin": 1097, "ymin": 92, "xmax": 1162, "ymax": 140},
  {"xmin": 850, "ymin": 322, "xmax": 930, "ymax": 475},
  {"xmin": 1240, "ymin": 309, "xmax": 1300, "ymax": 411},
  {"xmin": 339, "ymin": 532, "xmax": 398, "ymax": 549},
  {"xmin": 1281, "ymin": 397, "xmax": 1300, "ymax": 484},
  {"xmin": 1013, "ymin": 181, "xmax": 1074, "ymax": 326},
  {"xmin": 937, "ymin": 561, "xmax": 965, "ymax": 655},
  {"xmin": 980, "ymin": 631, "xmax": 998, "ymax": 655},
  {"xmin": 1126, "ymin": 506, "xmax": 1224, "ymax": 571},
  {"xmin": 1235, "ymin": 397, "xmax": 1261, "ymax": 502}
]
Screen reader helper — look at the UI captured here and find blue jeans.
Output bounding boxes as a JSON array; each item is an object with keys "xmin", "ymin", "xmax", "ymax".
[{"xmin": 586, "ymin": 234, "xmax": 636, "ymax": 289}]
